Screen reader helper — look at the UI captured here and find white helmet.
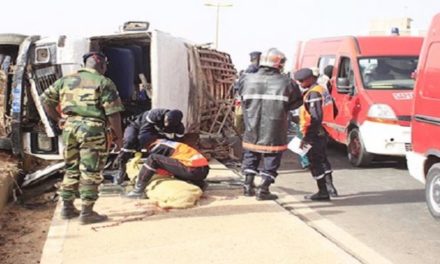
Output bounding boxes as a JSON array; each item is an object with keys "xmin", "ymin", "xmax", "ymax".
[{"xmin": 259, "ymin": 48, "xmax": 286, "ymax": 69}]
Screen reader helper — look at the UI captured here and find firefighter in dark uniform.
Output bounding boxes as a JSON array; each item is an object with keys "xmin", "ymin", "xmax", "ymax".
[
  {"xmin": 238, "ymin": 48, "xmax": 303, "ymax": 200},
  {"xmin": 294, "ymin": 68, "xmax": 338, "ymax": 200},
  {"xmin": 126, "ymin": 139, "xmax": 210, "ymax": 199},
  {"xmin": 245, "ymin": 51, "xmax": 262, "ymax": 73},
  {"xmin": 115, "ymin": 108, "xmax": 185, "ymax": 185},
  {"xmin": 234, "ymin": 51, "xmax": 262, "ymax": 134}
]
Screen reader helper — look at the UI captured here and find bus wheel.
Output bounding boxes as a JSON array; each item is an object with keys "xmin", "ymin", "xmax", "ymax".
[
  {"xmin": 347, "ymin": 128, "xmax": 373, "ymax": 167},
  {"xmin": 426, "ymin": 163, "xmax": 440, "ymax": 220}
]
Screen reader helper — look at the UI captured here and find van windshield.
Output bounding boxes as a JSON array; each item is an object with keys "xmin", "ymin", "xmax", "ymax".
[{"xmin": 359, "ymin": 57, "xmax": 418, "ymax": 89}]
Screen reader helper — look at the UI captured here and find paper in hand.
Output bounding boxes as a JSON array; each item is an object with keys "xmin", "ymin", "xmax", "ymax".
[{"xmin": 287, "ymin": 136, "xmax": 311, "ymax": 156}]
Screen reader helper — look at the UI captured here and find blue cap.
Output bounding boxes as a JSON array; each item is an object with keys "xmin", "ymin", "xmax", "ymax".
[
  {"xmin": 294, "ymin": 68, "xmax": 314, "ymax": 82},
  {"xmin": 249, "ymin": 51, "xmax": 262, "ymax": 61}
]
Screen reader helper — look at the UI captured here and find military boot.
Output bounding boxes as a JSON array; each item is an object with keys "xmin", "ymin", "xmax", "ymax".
[
  {"xmin": 60, "ymin": 200, "xmax": 80, "ymax": 220},
  {"xmin": 114, "ymin": 170, "xmax": 126, "ymax": 186},
  {"xmin": 114, "ymin": 151, "xmax": 132, "ymax": 185},
  {"xmin": 126, "ymin": 166, "xmax": 154, "ymax": 199},
  {"xmin": 304, "ymin": 178, "xmax": 330, "ymax": 201},
  {"xmin": 325, "ymin": 173, "xmax": 338, "ymax": 197},
  {"xmin": 79, "ymin": 203, "xmax": 108, "ymax": 225},
  {"xmin": 243, "ymin": 174, "xmax": 256, "ymax": 197},
  {"xmin": 256, "ymin": 177, "xmax": 278, "ymax": 201}
]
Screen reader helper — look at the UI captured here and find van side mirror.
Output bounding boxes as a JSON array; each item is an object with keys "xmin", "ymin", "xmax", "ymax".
[{"xmin": 336, "ymin": 77, "xmax": 354, "ymax": 94}]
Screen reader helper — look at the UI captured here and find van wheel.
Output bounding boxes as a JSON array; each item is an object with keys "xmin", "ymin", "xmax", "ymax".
[
  {"xmin": 426, "ymin": 163, "xmax": 440, "ymax": 220},
  {"xmin": 347, "ymin": 128, "xmax": 373, "ymax": 167}
]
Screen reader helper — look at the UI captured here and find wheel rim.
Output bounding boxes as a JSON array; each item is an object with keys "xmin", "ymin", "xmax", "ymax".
[{"xmin": 429, "ymin": 175, "xmax": 440, "ymax": 213}]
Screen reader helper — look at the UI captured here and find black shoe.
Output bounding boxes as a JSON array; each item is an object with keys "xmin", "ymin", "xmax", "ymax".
[
  {"xmin": 256, "ymin": 176, "xmax": 278, "ymax": 201},
  {"xmin": 125, "ymin": 166, "xmax": 154, "ymax": 199},
  {"xmin": 79, "ymin": 204, "xmax": 108, "ymax": 225},
  {"xmin": 304, "ymin": 178, "xmax": 330, "ymax": 201},
  {"xmin": 325, "ymin": 174, "xmax": 338, "ymax": 197},
  {"xmin": 114, "ymin": 171, "xmax": 126, "ymax": 185},
  {"xmin": 304, "ymin": 192, "xmax": 330, "ymax": 201},
  {"xmin": 115, "ymin": 151, "xmax": 133, "ymax": 185},
  {"xmin": 126, "ymin": 189, "xmax": 147, "ymax": 199},
  {"xmin": 327, "ymin": 187, "xmax": 338, "ymax": 197},
  {"xmin": 243, "ymin": 174, "xmax": 255, "ymax": 197},
  {"xmin": 256, "ymin": 189, "xmax": 278, "ymax": 200},
  {"xmin": 243, "ymin": 185, "xmax": 256, "ymax": 197},
  {"xmin": 60, "ymin": 200, "xmax": 80, "ymax": 220}
]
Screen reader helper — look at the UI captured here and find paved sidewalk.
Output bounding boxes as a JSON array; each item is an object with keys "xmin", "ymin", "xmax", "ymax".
[{"xmin": 40, "ymin": 160, "xmax": 360, "ymax": 264}]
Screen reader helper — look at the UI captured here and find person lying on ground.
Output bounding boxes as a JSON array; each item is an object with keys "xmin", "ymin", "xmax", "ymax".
[{"xmin": 126, "ymin": 139, "xmax": 210, "ymax": 199}]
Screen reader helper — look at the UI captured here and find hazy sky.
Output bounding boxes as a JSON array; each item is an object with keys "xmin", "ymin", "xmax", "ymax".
[{"xmin": 1, "ymin": 0, "xmax": 439, "ymax": 70}]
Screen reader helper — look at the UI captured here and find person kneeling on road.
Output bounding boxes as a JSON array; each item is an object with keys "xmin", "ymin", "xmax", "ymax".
[
  {"xmin": 115, "ymin": 108, "xmax": 185, "ymax": 185},
  {"xmin": 126, "ymin": 139, "xmax": 210, "ymax": 199}
]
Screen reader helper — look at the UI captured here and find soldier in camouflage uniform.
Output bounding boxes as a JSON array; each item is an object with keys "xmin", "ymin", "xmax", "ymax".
[{"xmin": 40, "ymin": 52, "xmax": 124, "ymax": 225}]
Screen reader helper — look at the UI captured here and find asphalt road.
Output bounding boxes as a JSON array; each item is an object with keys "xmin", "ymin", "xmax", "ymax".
[{"xmin": 272, "ymin": 143, "xmax": 440, "ymax": 264}]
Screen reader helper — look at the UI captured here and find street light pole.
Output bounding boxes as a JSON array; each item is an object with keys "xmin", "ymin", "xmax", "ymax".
[
  {"xmin": 215, "ymin": 4, "xmax": 220, "ymax": 49},
  {"xmin": 204, "ymin": 1, "xmax": 233, "ymax": 50}
]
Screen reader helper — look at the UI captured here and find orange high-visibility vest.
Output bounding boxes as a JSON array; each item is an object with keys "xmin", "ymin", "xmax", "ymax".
[
  {"xmin": 299, "ymin": 84, "xmax": 334, "ymax": 136},
  {"xmin": 151, "ymin": 140, "xmax": 209, "ymax": 168}
]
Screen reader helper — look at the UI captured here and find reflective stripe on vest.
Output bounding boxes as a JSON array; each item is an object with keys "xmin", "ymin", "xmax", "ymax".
[
  {"xmin": 299, "ymin": 84, "xmax": 334, "ymax": 135},
  {"xmin": 151, "ymin": 139, "xmax": 209, "ymax": 167},
  {"xmin": 242, "ymin": 94, "xmax": 289, "ymax": 102},
  {"xmin": 242, "ymin": 141, "xmax": 287, "ymax": 152}
]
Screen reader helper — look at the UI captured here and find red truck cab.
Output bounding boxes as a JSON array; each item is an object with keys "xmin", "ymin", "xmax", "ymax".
[
  {"xmin": 406, "ymin": 13, "xmax": 440, "ymax": 219},
  {"xmin": 294, "ymin": 36, "xmax": 423, "ymax": 166}
]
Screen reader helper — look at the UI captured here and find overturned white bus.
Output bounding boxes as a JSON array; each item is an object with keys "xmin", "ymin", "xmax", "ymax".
[{"xmin": 0, "ymin": 22, "xmax": 238, "ymax": 186}]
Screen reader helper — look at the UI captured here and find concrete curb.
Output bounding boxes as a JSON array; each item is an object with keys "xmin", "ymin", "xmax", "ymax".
[
  {"xmin": 277, "ymin": 194, "xmax": 393, "ymax": 264},
  {"xmin": 39, "ymin": 201, "xmax": 69, "ymax": 264}
]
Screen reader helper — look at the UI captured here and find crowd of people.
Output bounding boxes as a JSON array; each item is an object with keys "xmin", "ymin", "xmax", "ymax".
[{"xmin": 39, "ymin": 48, "xmax": 339, "ymax": 225}]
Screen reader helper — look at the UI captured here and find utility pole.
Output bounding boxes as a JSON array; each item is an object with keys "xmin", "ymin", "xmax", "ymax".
[{"xmin": 204, "ymin": 1, "xmax": 233, "ymax": 49}]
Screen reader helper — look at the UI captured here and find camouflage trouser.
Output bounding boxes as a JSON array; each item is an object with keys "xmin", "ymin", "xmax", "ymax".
[{"xmin": 60, "ymin": 118, "xmax": 108, "ymax": 205}]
